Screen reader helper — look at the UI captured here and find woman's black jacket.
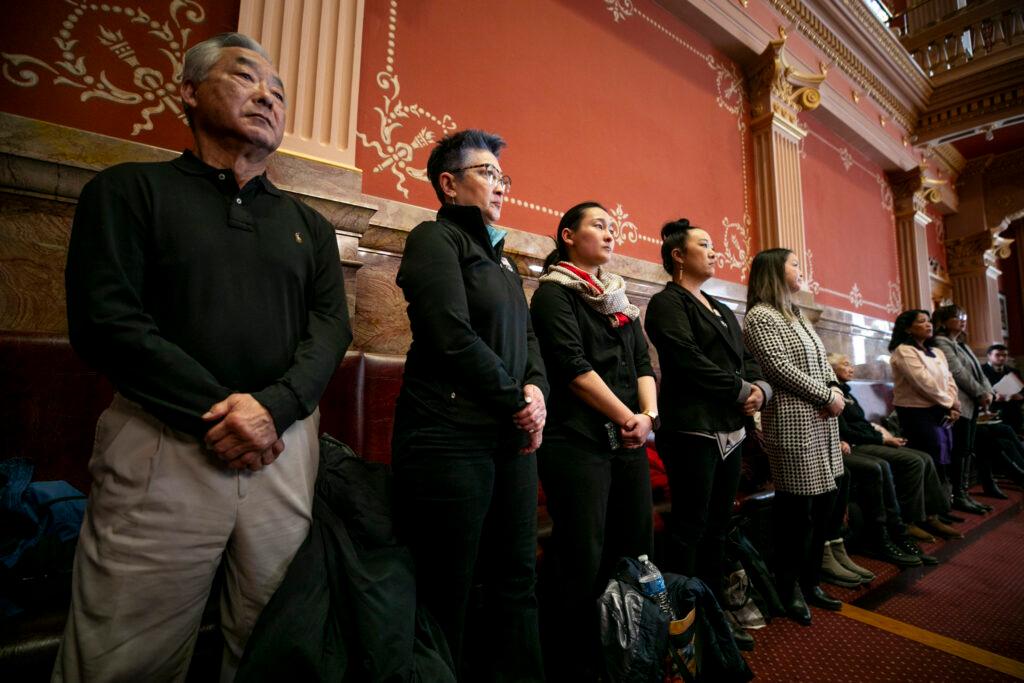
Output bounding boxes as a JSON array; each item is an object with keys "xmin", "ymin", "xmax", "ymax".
[
  {"xmin": 394, "ymin": 204, "xmax": 548, "ymax": 430},
  {"xmin": 644, "ymin": 281, "xmax": 767, "ymax": 433}
]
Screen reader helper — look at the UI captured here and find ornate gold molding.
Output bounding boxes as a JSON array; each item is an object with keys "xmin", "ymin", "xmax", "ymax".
[
  {"xmin": 765, "ymin": 0, "xmax": 919, "ymax": 131},
  {"xmin": 748, "ymin": 28, "xmax": 826, "ymax": 128}
]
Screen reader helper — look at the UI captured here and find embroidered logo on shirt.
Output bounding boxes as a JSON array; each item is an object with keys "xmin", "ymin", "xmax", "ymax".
[
  {"xmin": 500, "ymin": 256, "xmax": 514, "ymax": 272},
  {"xmin": 294, "ymin": 232, "xmax": 304, "ymax": 244}
]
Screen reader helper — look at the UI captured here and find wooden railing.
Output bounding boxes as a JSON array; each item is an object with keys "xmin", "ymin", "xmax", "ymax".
[{"xmin": 888, "ymin": 0, "xmax": 1024, "ymax": 76}]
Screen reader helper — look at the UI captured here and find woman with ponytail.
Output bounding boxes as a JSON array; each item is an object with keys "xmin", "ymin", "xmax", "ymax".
[
  {"xmin": 530, "ymin": 201, "xmax": 658, "ymax": 679},
  {"xmin": 643, "ymin": 219, "xmax": 767, "ymax": 649}
]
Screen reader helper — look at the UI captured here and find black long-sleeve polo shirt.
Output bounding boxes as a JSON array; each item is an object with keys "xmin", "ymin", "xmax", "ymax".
[
  {"xmin": 530, "ymin": 280, "xmax": 655, "ymax": 445},
  {"xmin": 65, "ymin": 150, "xmax": 352, "ymax": 439},
  {"xmin": 394, "ymin": 204, "xmax": 548, "ymax": 432}
]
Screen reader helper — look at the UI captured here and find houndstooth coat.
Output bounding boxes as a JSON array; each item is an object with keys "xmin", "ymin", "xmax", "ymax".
[{"xmin": 743, "ymin": 303, "xmax": 842, "ymax": 495}]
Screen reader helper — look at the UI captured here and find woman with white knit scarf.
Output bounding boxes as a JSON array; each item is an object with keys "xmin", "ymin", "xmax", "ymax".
[{"xmin": 530, "ymin": 201, "xmax": 658, "ymax": 680}]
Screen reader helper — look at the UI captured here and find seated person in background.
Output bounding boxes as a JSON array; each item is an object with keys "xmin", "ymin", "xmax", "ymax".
[
  {"xmin": 983, "ymin": 344, "xmax": 1023, "ymax": 435},
  {"xmin": 974, "ymin": 421, "xmax": 1024, "ymax": 499},
  {"xmin": 829, "ymin": 354, "xmax": 958, "ymax": 542}
]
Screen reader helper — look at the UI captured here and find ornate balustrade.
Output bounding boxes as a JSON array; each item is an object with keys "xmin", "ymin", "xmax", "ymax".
[{"xmin": 889, "ymin": 0, "xmax": 1024, "ymax": 77}]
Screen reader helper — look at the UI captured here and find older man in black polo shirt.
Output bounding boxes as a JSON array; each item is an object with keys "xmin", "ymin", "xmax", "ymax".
[{"xmin": 56, "ymin": 33, "xmax": 351, "ymax": 681}]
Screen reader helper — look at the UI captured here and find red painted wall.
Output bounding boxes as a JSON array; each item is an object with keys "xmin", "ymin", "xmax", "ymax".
[
  {"xmin": 355, "ymin": 0, "xmax": 758, "ymax": 281},
  {"xmin": 801, "ymin": 113, "xmax": 901, "ymax": 318},
  {"xmin": 0, "ymin": 1, "xmax": 239, "ymax": 152}
]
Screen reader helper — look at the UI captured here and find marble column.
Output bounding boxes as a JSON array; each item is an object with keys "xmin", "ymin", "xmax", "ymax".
[
  {"xmin": 946, "ymin": 230, "xmax": 1005, "ymax": 353},
  {"xmin": 238, "ymin": 0, "xmax": 365, "ymax": 172},
  {"xmin": 888, "ymin": 169, "xmax": 939, "ymax": 311},
  {"xmin": 746, "ymin": 29, "xmax": 825, "ymax": 269}
]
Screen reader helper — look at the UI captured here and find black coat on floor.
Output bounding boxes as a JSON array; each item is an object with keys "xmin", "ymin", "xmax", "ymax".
[{"xmin": 237, "ymin": 435, "xmax": 455, "ymax": 682}]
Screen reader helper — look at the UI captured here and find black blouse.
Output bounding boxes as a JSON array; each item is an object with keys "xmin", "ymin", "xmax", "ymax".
[{"xmin": 530, "ymin": 280, "xmax": 655, "ymax": 446}]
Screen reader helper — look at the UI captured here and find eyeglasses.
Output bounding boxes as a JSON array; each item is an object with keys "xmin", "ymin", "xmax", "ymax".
[{"xmin": 450, "ymin": 164, "xmax": 511, "ymax": 192}]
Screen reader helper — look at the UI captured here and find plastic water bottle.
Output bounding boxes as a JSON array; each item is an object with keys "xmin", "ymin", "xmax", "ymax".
[{"xmin": 638, "ymin": 554, "xmax": 676, "ymax": 619}]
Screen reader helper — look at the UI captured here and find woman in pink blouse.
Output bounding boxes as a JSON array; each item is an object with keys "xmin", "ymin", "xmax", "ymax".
[{"xmin": 888, "ymin": 309, "xmax": 961, "ymax": 493}]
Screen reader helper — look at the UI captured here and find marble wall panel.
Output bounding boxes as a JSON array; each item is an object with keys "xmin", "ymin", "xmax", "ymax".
[
  {"xmin": 352, "ymin": 250, "xmax": 408, "ymax": 354},
  {"xmin": 0, "ymin": 194, "xmax": 73, "ymax": 334}
]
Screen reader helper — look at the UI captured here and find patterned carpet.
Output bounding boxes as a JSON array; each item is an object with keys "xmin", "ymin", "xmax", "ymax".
[
  {"xmin": 743, "ymin": 486, "xmax": 1024, "ymax": 681},
  {"xmin": 743, "ymin": 608, "xmax": 1019, "ymax": 682},
  {"xmin": 869, "ymin": 496, "xmax": 1024, "ymax": 660}
]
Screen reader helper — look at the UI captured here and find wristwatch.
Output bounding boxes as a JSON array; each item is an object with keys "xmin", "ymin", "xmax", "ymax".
[{"xmin": 642, "ymin": 410, "xmax": 661, "ymax": 431}]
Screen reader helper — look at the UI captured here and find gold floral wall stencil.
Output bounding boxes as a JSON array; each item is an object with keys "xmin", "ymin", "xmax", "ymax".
[{"xmin": 2, "ymin": 1, "xmax": 209, "ymax": 136}]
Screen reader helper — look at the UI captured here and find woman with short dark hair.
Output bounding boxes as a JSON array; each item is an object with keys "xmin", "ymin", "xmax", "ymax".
[
  {"xmin": 742, "ymin": 248, "xmax": 844, "ymax": 626},
  {"xmin": 392, "ymin": 129, "xmax": 548, "ymax": 681},
  {"xmin": 531, "ymin": 201, "xmax": 658, "ymax": 679},
  {"xmin": 643, "ymin": 218, "xmax": 768, "ymax": 649}
]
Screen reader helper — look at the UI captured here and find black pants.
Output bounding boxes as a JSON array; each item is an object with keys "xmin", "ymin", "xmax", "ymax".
[
  {"xmin": 951, "ymin": 410, "xmax": 979, "ymax": 494},
  {"xmin": 392, "ymin": 420, "xmax": 543, "ymax": 683},
  {"xmin": 772, "ymin": 488, "xmax": 838, "ymax": 594},
  {"xmin": 537, "ymin": 431, "xmax": 652, "ymax": 680},
  {"xmin": 824, "ymin": 471, "xmax": 850, "ymax": 541},
  {"xmin": 656, "ymin": 432, "xmax": 743, "ymax": 597},
  {"xmin": 844, "ymin": 451, "xmax": 908, "ymax": 543},
  {"xmin": 976, "ymin": 422, "xmax": 1024, "ymax": 482}
]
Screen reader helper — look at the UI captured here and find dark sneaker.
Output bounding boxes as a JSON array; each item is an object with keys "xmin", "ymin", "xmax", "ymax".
[
  {"xmin": 897, "ymin": 538, "xmax": 939, "ymax": 565},
  {"xmin": 868, "ymin": 541, "xmax": 922, "ymax": 567}
]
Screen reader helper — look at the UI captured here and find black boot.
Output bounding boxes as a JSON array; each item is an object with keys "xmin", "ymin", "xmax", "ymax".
[
  {"xmin": 951, "ymin": 451, "xmax": 988, "ymax": 514},
  {"xmin": 952, "ymin": 493, "xmax": 988, "ymax": 514},
  {"xmin": 982, "ymin": 481, "xmax": 1008, "ymax": 499},
  {"xmin": 781, "ymin": 583, "xmax": 811, "ymax": 625},
  {"xmin": 977, "ymin": 449, "xmax": 1005, "ymax": 498},
  {"xmin": 804, "ymin": 585, "xmax": 842, "ymax": 611},
  {"xmin": 963, "ymin": 451, "xmax": 993, "ymax": 511}
]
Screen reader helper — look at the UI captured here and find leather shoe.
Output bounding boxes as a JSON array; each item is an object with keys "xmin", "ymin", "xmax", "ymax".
[
  {"xmin": 906, "ymin": 523, "xmax": 936, "ymax": 543},
  {"xmin": 965, "ymin": 493, "xmax": 994, "ymax": 511},
  {"xmin": 952, "ymin": 495, "xmax": 987, "ymax": 515},
  {"xmin": 782, "ymin": 585, "xmax": 812, "ymax": 625},
  {"xmin": 924, "ymin": 517, "xmax": 963, "ymax": 539},
  {"xmin": 939, "ymin": 512, "xmax": 965, "ymax": 523},
  {"xmin": 729, "ymin": 621, "xmax": 755, "ymax": 651},
  {"xmin": 805, "ymin": 585, "xmax": 842, "ymax": 611},
  {"xmin": 982, "ymin": 483, "xmax": 1009, "ymax": 499}
]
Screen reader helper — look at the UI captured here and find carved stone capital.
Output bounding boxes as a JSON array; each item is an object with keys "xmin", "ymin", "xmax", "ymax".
[
  {"xmin": 746, "ymin": 28, "xmax": 826, "ymax": 131},
  {"xmin": 946, "ymin": 230, "xmax": 1012, "ymax": 274},
  {"xmin": 886, "ymin": 168, "xmax": 941, "ymax": 216}
]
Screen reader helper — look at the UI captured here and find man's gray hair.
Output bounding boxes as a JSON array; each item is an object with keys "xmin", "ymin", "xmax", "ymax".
[{"xmin": 181, "ymin": 32, "xmax": 274, "ymax": 126}]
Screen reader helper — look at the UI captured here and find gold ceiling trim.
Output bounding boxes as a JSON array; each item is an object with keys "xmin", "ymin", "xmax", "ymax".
[{"xmin": 766, "ymin": 0, "xmax": 918, "ymax": 131}]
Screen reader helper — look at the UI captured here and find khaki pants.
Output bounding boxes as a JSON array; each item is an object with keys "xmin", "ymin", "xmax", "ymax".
[{"xmin": 53, "ymin": 395, "xmax": 319, "ymax": 683}]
